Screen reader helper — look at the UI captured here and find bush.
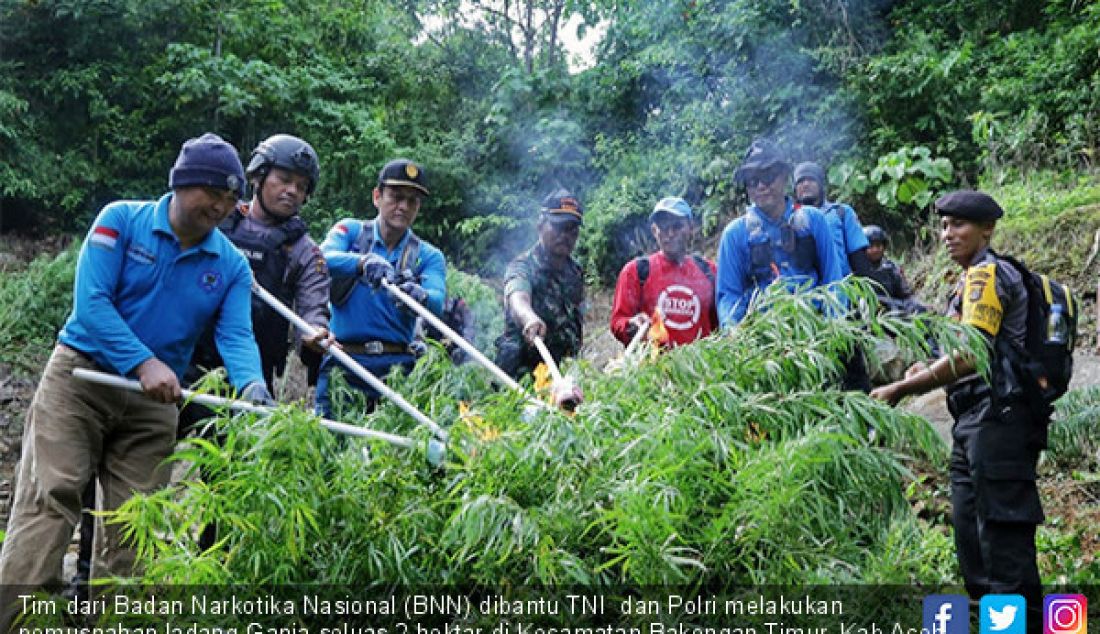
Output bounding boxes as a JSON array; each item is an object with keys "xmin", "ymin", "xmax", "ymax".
[
  {"xmin": 0, "ymin": 245, "xmax": 77, "ymax": 376},
  {"xmin": 113, "ymin": 282, "xmax": 977, "ymax": 592}
]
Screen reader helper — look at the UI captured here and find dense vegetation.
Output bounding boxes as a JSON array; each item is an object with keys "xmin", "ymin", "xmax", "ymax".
[
  {"xmin": 2, "ymin": 0, "xmax": 1097, "ymax": 280},
  {"xmin": 2, "ymin": 0, "xmax": 1099, "ymax": 601}
]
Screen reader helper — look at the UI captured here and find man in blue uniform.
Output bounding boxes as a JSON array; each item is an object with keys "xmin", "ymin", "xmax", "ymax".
[
  {"xmin": 317, "ymin": 159, "xmax": 446, "ymax": 416},
  {"xmin": 872, "ymin": 191, "xmax": 1043, "ymax": 624},
  {"xmin": 0, "ymin": 133, "xmax": 268, "ymax": 628},
  {"xmin": 716, "ymin": 141, "xmax": 843, "ymax": 327},
  {"xmin": 793, "ymin": 161, "xmax": 872, "ymax": 277},
  {"xmin": 793, "ymin": 160, "xmax": 873, "ymax": 392}
]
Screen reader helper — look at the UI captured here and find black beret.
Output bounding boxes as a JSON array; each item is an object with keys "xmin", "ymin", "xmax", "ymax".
[{"xmin": 934, "ymin": 190, "xmax": 1003, "ymax": 221}]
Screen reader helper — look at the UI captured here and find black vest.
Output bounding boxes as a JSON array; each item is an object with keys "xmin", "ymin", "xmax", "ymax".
[{"xmin": 189, "ymin": 207, "xmax": 308, "ymax": 385}]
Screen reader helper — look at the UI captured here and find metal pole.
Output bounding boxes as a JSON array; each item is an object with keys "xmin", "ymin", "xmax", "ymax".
[
  {"xmin": 251, "ymin": 281, "xmax": 448, "ymax": 441},
  {"xmin": 72, "ymin": 367, "xmax": 424, "ymax": 450},
  {"xmin": 381, "ymin": 279, "xmax": 525, "ymax": 393},
  {"xmin": 531, "ymin": 336, "xmax": 564, "ymax": 383},
  {"xmin": 623, "ymin": 321, "xmax": 651, "ymax": 358}
]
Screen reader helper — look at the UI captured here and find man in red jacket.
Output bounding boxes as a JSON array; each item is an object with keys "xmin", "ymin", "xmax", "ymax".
[{"xmin": 610, "ymin": 197, "xmax": 718, "ymax": 348}]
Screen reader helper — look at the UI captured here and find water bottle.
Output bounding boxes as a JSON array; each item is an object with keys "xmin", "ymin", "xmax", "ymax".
[{"xmin": 1047, "ymin": 304, "xmax": 1068, "ymax": 345}]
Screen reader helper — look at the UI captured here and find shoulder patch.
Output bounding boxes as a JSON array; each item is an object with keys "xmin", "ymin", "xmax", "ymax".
[{"xmin": 961, "ymin": 262, "xmax": 1003, "ymax": 335}]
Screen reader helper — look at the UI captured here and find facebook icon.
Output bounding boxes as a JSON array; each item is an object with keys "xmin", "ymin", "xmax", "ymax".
[{"xmin": 923, "ymin": 595, "xmax": 970, "ymax": 634}]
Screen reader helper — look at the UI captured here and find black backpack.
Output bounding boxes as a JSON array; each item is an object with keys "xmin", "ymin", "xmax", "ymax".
[
  {"xmin": 995, "ymin": 252, "xmax": 1076, "ymax": 416},
  {"xmin": 636, "ymin": 253, "xmax": 715, "ymax": 289}
]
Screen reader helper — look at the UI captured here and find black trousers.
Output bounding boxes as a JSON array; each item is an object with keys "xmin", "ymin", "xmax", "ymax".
[{"xmin": 947, "ymin": 386, "xmax": 1045, "ymax": 625}]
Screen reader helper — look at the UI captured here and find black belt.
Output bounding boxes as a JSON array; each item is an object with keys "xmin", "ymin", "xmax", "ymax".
[{"xmin": 339, "ymin": 340, "xmax": 412, "ymax": 355}]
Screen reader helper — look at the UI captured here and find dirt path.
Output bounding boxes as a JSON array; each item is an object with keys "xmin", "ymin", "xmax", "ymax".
[{"xmin": 907, "ymin": 351, "xmax": 1100, "ymax": 442}]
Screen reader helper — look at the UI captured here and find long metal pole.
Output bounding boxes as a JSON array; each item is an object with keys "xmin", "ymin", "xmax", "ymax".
[
  {"xmin": 72, "ymin": 367, "xmax": 422, "ymax": 450},
  {"xmin": 381, "ymin": 279, "xmax": 524, "ymax": 393},
  {"xmin": 251, "ymin": 282, "xmax": 448, "ymax": 441},
  {"xmin": 531, "ymin": 336, "xmax": 564, "ymax": 383},
  {"xmin": 622, "ymin": 322, "xmax": 651, "ymax": 358}
]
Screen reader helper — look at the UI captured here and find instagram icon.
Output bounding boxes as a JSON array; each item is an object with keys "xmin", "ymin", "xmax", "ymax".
[{"xmin": 1044, "ymin": 595, "xmax": 1087, "ymax": 634}]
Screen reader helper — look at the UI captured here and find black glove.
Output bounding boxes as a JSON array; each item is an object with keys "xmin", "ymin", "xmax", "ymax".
[
  {"xmin": 393, "ymin": 280, "xmax": 426, "ymax": 312},
  {"xmin": 241, "ymin": 382, "xmax": 275, "ymax": 406},
  {"xmin": 359, "ymin": 253, "xmax": 396, "ymax": 288}
]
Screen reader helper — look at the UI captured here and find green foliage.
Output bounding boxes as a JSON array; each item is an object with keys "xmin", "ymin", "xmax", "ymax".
[
  {"xmin": 833, "ymin": 147, "xmax": 953, "ymax": 224},
  {"xmin": 445, "ymin": 268, "xmax": 505, "ymax": 355},
  {"xmin": 1046, "ymin": 386, "xmax": 1100, "ymax": 473},
  {"xmin": 114, "ymin": 282, "xmax": 977, "ymax": 588},
  {"xmin": 0, "ymin": 245, "xmax": 77, "ymax": 376}
]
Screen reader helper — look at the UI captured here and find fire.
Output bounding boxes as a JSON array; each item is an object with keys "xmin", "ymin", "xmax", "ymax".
[
  {"xmin": 648, "ymin": 308, "xmax": 669, "ymax": 347},
  {"xmin": 459, "ymin": 401, "xmax": 498, "ymax": 442},
  {"xmin": 533, "ymin": 363, "xmax": 552, "ymax": 393}
]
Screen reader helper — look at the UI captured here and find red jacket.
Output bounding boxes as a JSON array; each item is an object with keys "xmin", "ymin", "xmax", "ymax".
[{"xmin": 610, "ymin": 252, "xmax": 719, "ymax": 347}]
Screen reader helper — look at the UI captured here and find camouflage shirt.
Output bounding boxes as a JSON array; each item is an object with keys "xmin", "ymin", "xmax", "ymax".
[{"xmin": 496, "ymin": 244, "xmax": 586, "ymax": 376}]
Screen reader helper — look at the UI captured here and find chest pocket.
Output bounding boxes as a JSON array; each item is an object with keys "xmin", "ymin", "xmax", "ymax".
[{"xmin": 745, "ymin": 209, "xmax": 819, "ymax": 285}]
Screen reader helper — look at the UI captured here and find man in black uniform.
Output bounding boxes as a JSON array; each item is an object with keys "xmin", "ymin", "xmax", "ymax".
[
  {"xmin": 863, "ymin": 224, "xmax": 926, "ymax": 314},
  {"xmin": 871, "ymin": 191, "xmax": 1044, "ymax": 620}
]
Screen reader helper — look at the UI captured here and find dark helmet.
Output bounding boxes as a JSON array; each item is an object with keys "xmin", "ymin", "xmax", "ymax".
[
  {"xmin": 863, "ymin": 224, "xmax": 888, "ymax": 244},
  {"xmin": 246, "ymin": 134, "xmax": 320, "ymax": 195}
]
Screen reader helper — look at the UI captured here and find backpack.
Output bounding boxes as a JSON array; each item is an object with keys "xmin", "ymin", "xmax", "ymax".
[
  {"xmin": 995, "ymin": 252, "xmax": 1076, "ymax": 416},
  {"xmin": 636, "ymin": 253, "xmax": 715, "ymax": 289},
  {"xmin": 423, "ymin": 297, "xmax": 477, "ymax": 364},
  {"xmin": 330, "ymin": 220, "xmax": 420, "ymax": 306}
]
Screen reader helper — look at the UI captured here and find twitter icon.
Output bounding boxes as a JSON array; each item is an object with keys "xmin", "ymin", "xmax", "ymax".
[{"xmin": 981, "ymin": 594, "xmax": 1027, "ymax": 634}]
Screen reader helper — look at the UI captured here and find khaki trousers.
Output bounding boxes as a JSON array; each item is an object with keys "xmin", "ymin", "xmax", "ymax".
[{"xmin": 0, "ymin": 345, "xmax": 176, "ymax": 630}]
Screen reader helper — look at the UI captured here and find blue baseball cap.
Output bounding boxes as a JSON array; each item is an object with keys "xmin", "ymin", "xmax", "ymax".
[{"xmin": 649, "ymin": 197, "xmax": 693, "ymax": 224}]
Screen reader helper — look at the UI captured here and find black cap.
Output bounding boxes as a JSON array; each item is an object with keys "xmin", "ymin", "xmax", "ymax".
[
  {"xmin": 934, "ymin": 190, "xmax": 1003, "ymax": 221},
  {"xmin": 378, "ymin": 159, "xmax": 429, "ymax": 196},
  {"xmin": 734, "ymin": 140, "xmax": 791, "ymax": 184},
  {"xmin": 540, "ymin": 189, "xmax": 583, "ymax": 225}
]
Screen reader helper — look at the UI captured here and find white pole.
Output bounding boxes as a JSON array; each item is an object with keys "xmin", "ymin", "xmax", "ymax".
[
  {"xmin": 531, "ymin": 336, "xmax": 565, "ymax": 383},
  {"xmin": 381, "ymin": 279, "xmax": 527, "ymax": 393},
  {"xmin": 71, "ymin": 367, "xmax": 426, "ymax": 450},
  {"xmin": 251, "ymin": 282, "xmax": 448, "ymax": 441}
]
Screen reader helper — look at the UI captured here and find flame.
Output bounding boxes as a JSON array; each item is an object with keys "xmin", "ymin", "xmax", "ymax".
[
  {"xmin": 459, "ymin": 401, "xmax": 498, "ymax": 442},
  {"xmin": 648, "ymin": 308, "xmax": 669, "ymax": 347},
  {"xmin": 533, "ymin": 363, "xmax": 552, "ymax": 393}
]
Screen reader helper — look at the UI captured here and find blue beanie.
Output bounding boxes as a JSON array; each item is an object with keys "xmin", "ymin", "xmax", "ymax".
[{"xmin": 169, "ymin": 133, "xmax": 246, "ymax": 198}]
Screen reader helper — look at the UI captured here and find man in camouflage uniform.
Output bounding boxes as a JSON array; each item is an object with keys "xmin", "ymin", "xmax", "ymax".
[{"xmin": 495, "ymin": 189, "xmax": 586, "ymax": 380}]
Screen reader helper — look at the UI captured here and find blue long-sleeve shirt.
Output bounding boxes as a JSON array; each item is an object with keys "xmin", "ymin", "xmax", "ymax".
[
  {"xmin": 321, "ymin": 218, "xmax": 446, "ymax": 344},
  {"xmin": 716, "ymin": 198, "xmax": 843, "ymax": 327},
  {"xmin": 59, "ymin": 193, "xmax": 264, "ymax": 390},
  {"xmin": 820, "ymin": 201, "xmax": 869, "ymax": 277}
]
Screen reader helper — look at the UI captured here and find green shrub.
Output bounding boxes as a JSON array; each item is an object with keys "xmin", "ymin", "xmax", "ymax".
[
  {"xmin": 114, "ymin": 281, "xmax": 978, "ymax": 592},
  {"xmin": 0, "ymin": 245, "xmax": 77, "ymax": 376}
]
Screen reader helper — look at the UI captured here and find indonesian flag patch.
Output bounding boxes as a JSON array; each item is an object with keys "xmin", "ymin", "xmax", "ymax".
[{"xmin": 90, "ymin": 226, "xmax": 119, "ymax": 250}]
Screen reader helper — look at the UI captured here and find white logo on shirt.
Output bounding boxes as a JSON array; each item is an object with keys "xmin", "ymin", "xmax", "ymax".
[{"xmin": 657, "ymin": 284, "xmax": 701, "ymax": 330}]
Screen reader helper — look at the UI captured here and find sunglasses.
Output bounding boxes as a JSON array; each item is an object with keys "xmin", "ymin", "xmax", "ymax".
[{"xmin": 745, "ymin": 167, "xmax": 785, "ymax": 188}]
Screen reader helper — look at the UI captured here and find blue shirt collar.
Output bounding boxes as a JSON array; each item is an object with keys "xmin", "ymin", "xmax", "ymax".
[
  {"xmin": 370, "ymin": 219, "xmax": 411, "ymax": 254},
  {"xmin": 154, "ymin": 192, "xmax": 223, "ymax": 256},
  {"xmin": 750, "ymin": 197, "xmax": 795, "ymax": 225}
]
